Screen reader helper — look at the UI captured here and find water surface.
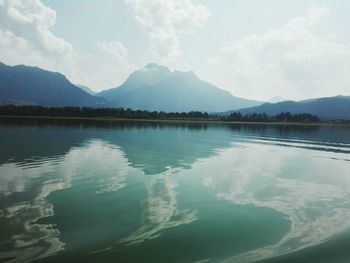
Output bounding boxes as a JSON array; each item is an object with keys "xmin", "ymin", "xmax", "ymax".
[{"xmin": 0, "ymin": 119, "xmax": 349, "ymax": 262}]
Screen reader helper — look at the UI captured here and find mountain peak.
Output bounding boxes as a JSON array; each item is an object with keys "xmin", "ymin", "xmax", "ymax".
[
  {"xmin": 144, "ymin": 63, "xmax": 159, "ymax": 69},
  {"xmin": 98, "ymin": 63, "xmax": 262, "ymax": 112},
  {"xmin": 173, "ymin": 70, "xmax": 198, "ymax": 80},
  {"xmin": 144, "ymin": 63, "xmax": 170, "ymax": 72}
]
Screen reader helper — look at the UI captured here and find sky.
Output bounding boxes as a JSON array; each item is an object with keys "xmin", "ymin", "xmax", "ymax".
[{"xmin": 0, "ymin": 0, "xmax": 349, "ymax": 101}]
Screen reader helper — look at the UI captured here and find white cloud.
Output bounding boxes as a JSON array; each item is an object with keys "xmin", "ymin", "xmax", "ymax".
[
  {"xmin": 209, "ymin": 3, "xmax": 350, "ymax": 101},
  {"xmin": 0, "ymin": 0, "xmax": 133, "ymax": 91},
  {"xmin": 126, "ymin": 0, "xmax": 210, "ymax": 61},
  {"xmin": 96, "ymin": 40, "xmax": 130, "ymax": 66},
  {"xmin": 0, "ymin": 0, "xmax": 73, "ymax": 64},
  {"xmin": 91, "ymin": 40, "xmax": 135, "ymax": 89}
]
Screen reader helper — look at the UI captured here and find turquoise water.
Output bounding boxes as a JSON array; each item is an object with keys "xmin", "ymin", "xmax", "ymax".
[{"xmin": 0, "ymin": 119, "xmax": 349, "ymax": 263}]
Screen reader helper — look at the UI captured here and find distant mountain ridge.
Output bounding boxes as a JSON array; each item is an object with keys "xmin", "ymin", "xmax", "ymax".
[
  {"xmin": 1, "ymin": 61, "xmax": 349, "ymax": 120},
  {"xmin": 236, "ymin": 96, "xmax": 350, "ymax": 120},
  {"xmin": 0, "ymin": 62, "xmax": 107, "ymax": 107},
  {"xmin": 77, "ymin": 85, "xmax": 97, "ymax": 95},
  {"xmin": 98, "ymin": 63, "xmax": 262, "ymax": 112}
]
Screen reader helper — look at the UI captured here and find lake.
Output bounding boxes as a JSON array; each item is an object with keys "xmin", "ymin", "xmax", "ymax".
[{"xmin": 0, "ymin": 119, "xmax": 349, "ymax": 263}]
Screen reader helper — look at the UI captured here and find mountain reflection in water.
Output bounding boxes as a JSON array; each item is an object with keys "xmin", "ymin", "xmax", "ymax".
[{"xmin": 0, "ymin": 119, "xmax": 349, "ymax": 263}]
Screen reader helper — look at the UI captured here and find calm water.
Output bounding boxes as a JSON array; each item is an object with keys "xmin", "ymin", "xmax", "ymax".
[{"xmin": 0, "ymin": 119, "xmax": 350, "ymax": 263}]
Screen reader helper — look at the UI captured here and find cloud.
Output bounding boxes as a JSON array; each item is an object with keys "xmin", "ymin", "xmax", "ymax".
[
  {"xmin": 96, "ymin": 40, "xmax": 130, "ymax": 66},
  {"xmin": 209, "ymin": 3, "xmax": 350, "ymax": 101},
  {"xmin": 0, "ymin": 0, "xmax": 72, "ymax": 54},
  {"xmin": 0, "ymin": 0, "xmax": 133, "ymax": 90},
  {"xmin": 91, "ymin": 40, "xmax": 135, "ymax": 89},
  {"xmin": 126, "ymin": 0, "xmax": 210, "ymax": 61},
  {"xmin": 0, "ymin": 0, "xmax": 74, "ymax": 67}
]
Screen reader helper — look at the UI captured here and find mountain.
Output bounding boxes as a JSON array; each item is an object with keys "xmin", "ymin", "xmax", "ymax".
[
  {"xmin": 77, "ymin": 85, "xmax": 97, "ymax": 95},
  {"xmin": 268, "ymin": 96, "xmax": 286, "ymax": 103},
  {"xmin": 0, "ymin": 62, "xmax": 107, "ymax": 107},
  {"xmin": 98, "ymin": 63, "xmax": 262, "ymax": 112},
  {"xmin": 236, "ymin": 96, "xmax": 350, "ymax": 120}
]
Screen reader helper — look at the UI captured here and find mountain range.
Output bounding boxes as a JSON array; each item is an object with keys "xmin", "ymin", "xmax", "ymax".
[
  {"xmin": 98, "ymin": 63, "xmax": 262, "ymax": 112},
  {"xmin": 235, "ymin": 96, "xmax": 350, "ymax": 120},
  {"xmin": 0, "ymin": 61, "xmax": 349, "ymax": 119},
  {"xmin": 0, "ymin": 62, "xmax": 107, "ymax": 107}
]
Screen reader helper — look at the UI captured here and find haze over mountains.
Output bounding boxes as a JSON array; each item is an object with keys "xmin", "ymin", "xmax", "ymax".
[
  {"xmin": 77, "ymin": 85, "xmax": 97, "ymax": 96},
  {"xmin": 236, "ymin": 96, "xmax": 350, "ymax": 120},
  {"xmin": 0, "ymin": 61, "xmax": 349, "ymax": 120},
  {"xmin": 98, "ymin": 63, "xmax": 262, "ymax": 112},
  {"xmin": 0, "ymin": 62, "xmax": 261, "ymax": 112}
]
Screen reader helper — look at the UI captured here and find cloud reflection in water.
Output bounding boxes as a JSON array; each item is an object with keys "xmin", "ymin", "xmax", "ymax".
[
  {"xmin": 0, "ymin": 140, "xmax": 129, "ymax": 262},
  {"xmin": 120, "ymin": 175, "xmax": 197, "ymax": 246},
  {"xmin": 194, "ymin": 139, "xmax": 350, "ymax": 262}
]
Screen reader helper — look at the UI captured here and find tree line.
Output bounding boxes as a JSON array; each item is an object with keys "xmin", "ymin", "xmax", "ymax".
[
  {"xmin": 0, "ymin": 105, "xmax": 320, "ymax": 123},
  {"xmin": 222, "ymin": 111, "xmax": 320, "ymax": 123}
]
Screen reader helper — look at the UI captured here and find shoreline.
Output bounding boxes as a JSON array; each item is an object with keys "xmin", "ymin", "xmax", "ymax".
[{"xmin": 1, "ymin": 115, "xmax": 349, "ymax": 127}]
